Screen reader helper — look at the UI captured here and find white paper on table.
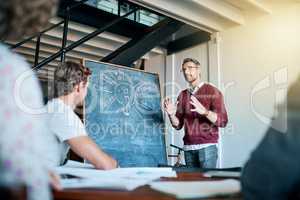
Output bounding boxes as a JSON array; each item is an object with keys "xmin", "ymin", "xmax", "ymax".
[
  {"xmin": 62, "ymin": 160, "xmax": 94, "ymax": 169},
  {"xmin": 203, "ymin": 171, "xmax": 241, "ymax": 178},
  {"xmin": 54, "ymin": 160, "xmax": 177, "ymax": 191},
  {"xmin": 59, "ymin": 160, "xmax": 176, "ymax": 177},
  {"xmin": 55, "ymin": 168, "xmax": 176, "ymax": 180},
  {"xmin": 149, "ymin": 179, "xmax": 241, "ymax": 199},
  {"xmin": 60, "ymin": 177, "xmax": 152, "ymax": 191},
  {"xmin": 54, "ymin": 161, "xmax": 177, "ymax": 180},
  {"xmin": 109, "ymin": 167, "xmax": 177, "ymax": 178}
]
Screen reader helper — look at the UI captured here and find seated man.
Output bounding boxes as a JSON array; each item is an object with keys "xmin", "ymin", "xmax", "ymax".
[
  {"xmin": 46, "ymin": 61, "xmax": 117, "ymax": 170},
  {"xmin": 241, "ymin": 77, "xmax": 300, "ymax": 200}
]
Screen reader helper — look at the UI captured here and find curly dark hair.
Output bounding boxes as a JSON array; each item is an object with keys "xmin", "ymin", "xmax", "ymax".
[
  {"xmin": 54, "ymin": 61, "xmax": 92, "ymax": 97},
  {"xmin": 0, "ymin": 0, "xmax": 57, "ymax": 40}
]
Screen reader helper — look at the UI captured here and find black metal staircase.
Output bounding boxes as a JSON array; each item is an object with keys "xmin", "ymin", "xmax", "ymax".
[
  {"xmin": 101, "ymin": 18, "xmax": 183, "ymax": 66},
  {"xmin": 8, "ymin": 0, "xmax": 211, "ymax": 71}
]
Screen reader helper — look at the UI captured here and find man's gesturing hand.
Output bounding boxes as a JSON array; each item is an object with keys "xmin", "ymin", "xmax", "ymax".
[
  {"xmin": 164, "ymin": 98, "xmax": 177, "ymax": 116},
  {"xmin": 190, "ymin": 95, "xmax": 208, "ymax": 116}
]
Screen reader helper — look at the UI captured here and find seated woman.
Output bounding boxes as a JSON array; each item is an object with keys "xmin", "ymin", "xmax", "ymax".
[
  {"xmin": 0, "ymin": 0, "xmax": 59, "ymax": 200},
  {"xmin": 46, "ymin": 61, "xmax": 117, "ymax": 170}
]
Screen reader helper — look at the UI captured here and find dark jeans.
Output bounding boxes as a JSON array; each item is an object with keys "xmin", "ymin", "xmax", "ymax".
[{"xmin": 184, "ymin": 145, "xmax": 218, "ymax": 168}]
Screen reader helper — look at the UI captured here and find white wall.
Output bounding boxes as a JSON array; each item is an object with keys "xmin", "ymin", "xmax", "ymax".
[
  {"xmin": 145, "ymin": 54, "xmax": 166, "ymax": 98},
  {"xmin": 219, "ymin": 1, "xmax": 300, "ymax": 167}
]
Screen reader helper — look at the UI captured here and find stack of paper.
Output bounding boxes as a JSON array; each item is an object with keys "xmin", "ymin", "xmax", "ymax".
[
  {"xmin": 62, "ymin": 160, "xmax": 94, "ymax": 169},
  {"xmin": 54, "ymin": 160, "xmax": 177, "ymax": 191},
  {"xmin": 150, "ymin": 179, "xmax": 241, "ymax": 199},
  {"xmin": 60, "ymin": 178, "xmax": 151, "ymax": 191}
]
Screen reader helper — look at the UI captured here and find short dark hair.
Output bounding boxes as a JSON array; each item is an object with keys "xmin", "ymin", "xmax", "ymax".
[
  {"xmin": 54, "ymin": 61, "xmax": 92, "ymax": 97},
  {"xmin": 182, "ymin": 58, "xmax": 200, "ymax": 66},
  {"xmin": 0, "ymin": 0, "xmax": 57, "ymax": 40}
]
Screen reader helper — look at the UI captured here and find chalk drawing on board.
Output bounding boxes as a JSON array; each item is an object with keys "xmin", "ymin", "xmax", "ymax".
[
  {"xmin": 100, "ymin": 69, "xmax": 133, "ymax": 116},
  {"xmin": 134, "ymin": 82, "xmax": 161, "ymax": 117},
  {"xmin": 84, "ymin": 60, "xmax": 167, "ymax": 167}
]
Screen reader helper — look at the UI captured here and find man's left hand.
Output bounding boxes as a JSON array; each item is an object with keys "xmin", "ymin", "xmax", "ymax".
[{"xmin": 190, "ymin": 95, "xmax": 208, "ymax": 116}]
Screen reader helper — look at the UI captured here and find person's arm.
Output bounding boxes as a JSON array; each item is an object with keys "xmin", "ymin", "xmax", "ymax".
[
  {"xmin": 164, "ymin": 97, "xmax": 184, "ymax": 130},
  {"xmin": 168, "ymin": 113, "xmax": 180, "ymax": 127},
  {"xmin": 190, "ymin": 89, "xmax": 228, "ymax": 127},
  {"xmin": 206, "ymin": 110, "xmax": 218, "ymax": 123},
  {"xmin": 212, "ymin": 92, "xmax": 228, "ymax": 127},
  {"xmin": 210, "ymin": 89, "xmax": 228, "ymax": 127},
  {"xmin": 190, "ymin": 95, "xmax": 218, "ymax": 123},
  {"xmin": 67, "ymin": 136, "xmax": 117, "ymax": 170}
]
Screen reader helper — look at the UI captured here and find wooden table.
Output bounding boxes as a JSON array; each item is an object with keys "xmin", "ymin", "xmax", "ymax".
[{"xmin": 54, "ymin": 172, "xmax": 242, "ymax": 200}]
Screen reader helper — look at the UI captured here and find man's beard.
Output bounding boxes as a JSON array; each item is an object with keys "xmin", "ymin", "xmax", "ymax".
[{"xmin": 185, "ymin": 75, "xmax": 197, "ymax": 83}]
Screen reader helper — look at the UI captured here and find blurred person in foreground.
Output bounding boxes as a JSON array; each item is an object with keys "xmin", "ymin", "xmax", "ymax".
[
  {"xmin": 242, "ymin": 76, "xmax": 300, "ymax": 200},
  {"xmin": 0, "ymin": 1, "xmax": 60, "ymax": 200}
]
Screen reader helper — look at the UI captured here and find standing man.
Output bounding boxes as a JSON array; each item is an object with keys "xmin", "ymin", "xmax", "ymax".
[{"xmin": 164, "ymin": 58, "xmax": 228, "ymax": 168}]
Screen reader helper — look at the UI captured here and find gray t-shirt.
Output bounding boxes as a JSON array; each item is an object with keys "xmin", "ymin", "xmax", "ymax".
[{"xmin": 46, "ymin": 98, "xmax": 87, "ymax": 165}]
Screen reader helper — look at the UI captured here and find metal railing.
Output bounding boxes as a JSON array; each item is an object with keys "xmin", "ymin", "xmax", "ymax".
[{"xmin": 10, "ymin": 0, "xmax": 141, "ymax": 71}]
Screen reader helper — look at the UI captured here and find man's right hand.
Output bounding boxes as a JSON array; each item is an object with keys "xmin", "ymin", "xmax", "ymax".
[{"xmin": 164, "ymin": 98, "xmax": 177, "ymax": 116}]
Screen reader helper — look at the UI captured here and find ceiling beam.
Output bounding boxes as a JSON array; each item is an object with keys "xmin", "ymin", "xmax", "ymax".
[
  {"xmin": 191, "ymin": 0, "xmax": 245, "ymax": 25},
  {"xmin": 129, "ymin": 0, "xmax": 239, "ymax": 31},
  {"xmin": 167, "ymin": 31, "xmax": 211, "ymax": 55},
  {"xmin": 224, "ymin": 0, "xmax": 272, "ymax": 14},
  {"xmin": 102, "ymin": 18, "xmax": 183, "ymax": 66}
]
